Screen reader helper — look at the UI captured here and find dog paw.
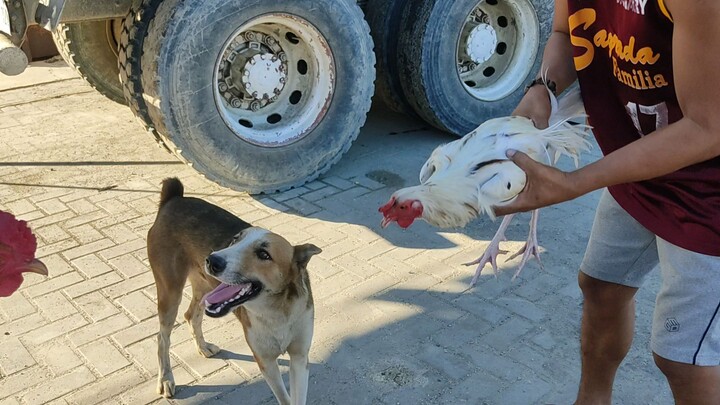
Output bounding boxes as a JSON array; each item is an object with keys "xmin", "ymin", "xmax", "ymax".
[
  {"xmin": 157, "ymin": 377, "xmax": 175, "ymax": 398},
  {"xmin": 198, "ymin": 342, "xmax": 221, "ymax": 358}
]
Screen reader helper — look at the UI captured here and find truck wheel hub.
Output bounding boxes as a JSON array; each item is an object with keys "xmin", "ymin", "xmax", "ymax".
[
  {"xmin": 241, "ymin": 53, "xmax": 286, "ymax": 100},
  {"xmin": 217, "ymin": 30, "xmax": 286, "ymax": 111},
  {"xmin": 213, "ymin": 14, "xmax": 335, "ymax": 147},
  {"xmin": 457, "ymin": 0, "xmax": 540, "ymax": 101},
  {"xmin": 465, "ymin": 23, "xmax": 497, "ymax": 64}
]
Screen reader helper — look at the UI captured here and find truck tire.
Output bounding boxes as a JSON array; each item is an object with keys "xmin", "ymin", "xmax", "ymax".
[
  {"xmin": 53, "ymin": 20, "xmax": 126, "ymax": 104},
  {"xmin": 138, "ymin": 0, "xmax": 375, "ymax": 194},
  {"xmin": 397, "ymin": 0, "xmax": 553, "ymax": 135},
  {"xmin": 117, "ymin": 0, "xmax": 174, "ymax": 151},
  {"xmin": 365, "ymin": 0, "xmax": 413, "ymax": 115}
]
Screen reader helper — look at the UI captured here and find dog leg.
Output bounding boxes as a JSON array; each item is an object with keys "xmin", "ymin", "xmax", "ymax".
[
  {"xmin": 256, "ymin": 355, "xmax": 291, "ymax": 405},
  {"xmin": 156, "ymin": 285, "xmax": 183, "ymax": 398},
  {"xmin": 289, "ymin": 353, "xmax": 310, "ymax": 405},
  {"xmin": 185, "ymin": 277, "xmax": 220, "ymax": 357}
]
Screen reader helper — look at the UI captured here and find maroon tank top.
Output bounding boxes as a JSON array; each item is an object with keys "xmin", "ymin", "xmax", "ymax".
[{"xmin": 567, "ymin": 0, "xmax": 720, "ymax": 256}]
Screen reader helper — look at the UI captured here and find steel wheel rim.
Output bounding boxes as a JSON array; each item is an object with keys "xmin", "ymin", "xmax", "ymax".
[
  {"xmin": 456, "ymin": 0, "xmax": 539, "ymax": 101},
  {"xmin": 106, "ymin": 18, "xmax": 123, "ymax": 59},
  {"xmin": 213, "ymin": 14, "xmax": 335, "ymax": 147}
]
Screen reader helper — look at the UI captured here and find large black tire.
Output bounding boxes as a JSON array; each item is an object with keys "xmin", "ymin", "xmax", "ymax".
[
  {"xmin": 117, "ymin": 0, "xmax": 175, "ymax": 151},
  {"xmin": 397, "ymin": 0, "xmax": 553, "ymax": 135},
  {"xmin": 365, "ymin": 0, "xmax": 414, "ymax": 115},
  {"xmin": 138, "ymin": 0, "xmax": 375, "ymax": 194},
  {"xmin": 53, "ymin": 20, "xmax": 126, "ymax": 104}
]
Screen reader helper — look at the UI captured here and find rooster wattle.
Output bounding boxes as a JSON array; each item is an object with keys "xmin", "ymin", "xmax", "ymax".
[
  {"xmin": 379, "ymin": 86, "xmax": 592, "ymax": 285},
  {"xmin": 0, "ymin": 211, "xmax": 48, "ymax": 297}
]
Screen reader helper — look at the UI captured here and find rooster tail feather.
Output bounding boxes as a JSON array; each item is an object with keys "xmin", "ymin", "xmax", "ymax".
[
  {"xmin": 539, "ymin": 120, "xmax": 593, "ymax": 166},
  {"xmin": 159, "ymin": 177, "xmax": 184, "ymax": 208},
  {"xmin": 548, "ymin": 86, "xmax": 587, "ymax": 127}
]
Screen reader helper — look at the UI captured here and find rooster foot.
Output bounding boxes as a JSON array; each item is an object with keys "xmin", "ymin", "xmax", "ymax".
[
  {"xmin": 506, "ymin": 209, "xmax": 544, "ymax": 280},
  {"xmin": 464, "ymin": 214, "xmax": 515, "ymax": 286},
  {"xmin": 463, "ymin": 242, "xmax": 509, "ymax": 285},
  {"xmin": 506, "ymin": 241, "xmax": 543, "ymax": 280}
]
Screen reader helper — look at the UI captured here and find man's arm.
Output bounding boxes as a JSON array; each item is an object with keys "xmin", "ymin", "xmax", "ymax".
[
  {"xmin": 496, "ymin": 0, "xmax": 720, "ymax": 215},
  {"xmin": 512, "ymin": 0, "xmax": 576, "ymax": 128}
]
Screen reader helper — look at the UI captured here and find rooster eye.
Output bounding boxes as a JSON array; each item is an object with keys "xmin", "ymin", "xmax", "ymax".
[{"xmin": 256, "ymin": 250, "xmax": 272, "ymax": 261}]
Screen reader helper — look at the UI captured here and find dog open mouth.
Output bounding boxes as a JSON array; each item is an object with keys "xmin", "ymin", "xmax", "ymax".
[{"xmin": 203, "ymin": 281, "xmax": 262, "ymax": 318}]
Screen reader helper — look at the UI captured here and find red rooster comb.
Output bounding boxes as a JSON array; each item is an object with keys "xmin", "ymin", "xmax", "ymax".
[{"xmin": 0, "ymin": 211, "xmax": 48, "ymax": 297}]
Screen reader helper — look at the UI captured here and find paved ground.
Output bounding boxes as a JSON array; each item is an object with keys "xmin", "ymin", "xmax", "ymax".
[{"xmin": 0, "ymin": 61, "xmax": 671, "ymax": 404}]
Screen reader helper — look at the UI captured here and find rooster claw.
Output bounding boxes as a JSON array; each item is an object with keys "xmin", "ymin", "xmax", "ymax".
[
  {"xmin": 508, "ymin": 242, "xmax": 544, "ymax": 280},
  {"xmin": 462, "ymin": 249, "xmax": 508, "ymax": 267}
]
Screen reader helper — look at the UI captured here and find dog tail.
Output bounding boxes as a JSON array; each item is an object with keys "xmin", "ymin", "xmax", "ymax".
[{"xmin": 159, "ymin": 177, "xmax": 184, "ymax": 208}]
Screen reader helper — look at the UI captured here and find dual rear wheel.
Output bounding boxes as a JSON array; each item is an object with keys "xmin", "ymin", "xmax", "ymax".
[{"xmin": 54, "ymin": 0, "xmax": 552, "ymax": 194}]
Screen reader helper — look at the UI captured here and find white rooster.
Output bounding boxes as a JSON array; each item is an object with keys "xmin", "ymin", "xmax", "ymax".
[{"xmin": 379, "ymin": 86, "xmax": 592, "ymax": 285}]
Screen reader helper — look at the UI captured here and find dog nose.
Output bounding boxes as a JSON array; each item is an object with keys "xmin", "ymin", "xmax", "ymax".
[{"xmin": 206, "ymin": 254, "xmax": 226, "ymax": 275}]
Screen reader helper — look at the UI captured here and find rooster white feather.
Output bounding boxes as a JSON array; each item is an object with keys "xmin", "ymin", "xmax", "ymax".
[{"xmin": 379, "ymin": 86, "xmax": 592, "ymax": 284}]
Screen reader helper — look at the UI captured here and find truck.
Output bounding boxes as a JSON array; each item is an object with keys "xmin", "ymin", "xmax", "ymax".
[{"xmin": 0, "ymin": 0, "xmax": 552, "ymax": 193}]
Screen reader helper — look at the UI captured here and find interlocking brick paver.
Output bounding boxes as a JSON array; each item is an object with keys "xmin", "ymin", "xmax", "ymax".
[
  {"xmin": 63, "ymin": 271, "xmax": 122, "ymax": 298},
  {"xmin": 33, "ymin": 338, "xmax": 84, "ymax": 375},
  {"xmin": 0, "ymin": 313, "xmax": 46, "ymax": 338},
  {"xmin": 116, "ymin": 291, "xmax": 156, "ymax": 322},
  {"xmin": 118, "ymin": 366, "xmax": 194, "ymax": 405},
  {"xmin": 171, "ymin": 338, "xmax": 228, "ymax": 378},
  {"xmin": 62, "ymin": 238, "xmax": 116, "ymax": 261},
  {"xmin": 0, "ymin": 397, "xmax": 21, "ymax": 405},
  {"xmin": 102, "ymin": 272, "xmax": 155, "ymax": 299},
  {"xmin": 20, "ymin": 366, "xmax": 95, "ymax": 405},
  {"xmin": 68, "ymin": 313, "xmax": 132, "ymax": 347},
  {"xmin": 101, "ymin": 223, "xmax": 138, "ymax": 244},
  {"xmin": 112, "ymin": 317, "xmax": 158, "ymax": 347},
  {"xmin": 74, "ymin": 292, "xmax": 120, "ymax": 322},
  {"xmin": 0, "ymin": 365, "xmax": 48, "ymax": 398},
  {"xmin": 125, "ymin": 338, "xmax": 158, "ymax": 375},
  {"xmin": 35, "ymin": 290, "xmax": 78, "ymax": 321},
  {"xmin": 97, "ymin": 239, "xmax": 145, "ymax": 261},
  {"xmin": 22, "ymin": 313, "xmax": 88, "ymax": 346},
  {"xmin": 0, "ymin": 292, "xmax": 35, "ymax": 320},
  {"xmin": 79, "ymin": 338, "xmax": 131, "ymax": 376},
  {"xmin": 109, "ymin": 254, "xmax": 148, "ymax": 278},
  {"xmin": 35, "ymin": 198, "xmax": 69, "ymax": 215},
  {"xmin": 34, "ymin": 238, "xmax": 80, "ymax": 259},
  {"xmin": 3, "ymin": 198, "xmax": 36, "ymax": 215},
  {"xmin": 0, "ymin": 337, "xmax": 36, "ymax": 375},
  {"xmin": 71, "ymin": 254, "xmax": 114, "ymax": 279},
  {"xmin": 66, "ymin": 224, "xmax": 104, "ymax": 244}
]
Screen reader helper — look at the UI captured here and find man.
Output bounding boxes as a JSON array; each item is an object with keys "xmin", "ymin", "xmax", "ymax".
[{"xmin": 497, "ymin": 0, "xmax": 720, "ymax": 403}]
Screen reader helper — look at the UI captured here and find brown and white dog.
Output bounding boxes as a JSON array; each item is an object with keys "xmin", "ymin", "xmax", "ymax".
[{"xmin": 147, "ymin": 178, "xmax": 320, "ymax": 405}]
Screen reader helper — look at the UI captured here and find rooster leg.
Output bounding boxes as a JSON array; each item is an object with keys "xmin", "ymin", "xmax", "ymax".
[
  {"xmin": 507, "ymin": 209, "xmax": 544, "ymax": 279},
  {"xmin": 464, "ymin": 214, "xmax": 515, "ymax": 286}
]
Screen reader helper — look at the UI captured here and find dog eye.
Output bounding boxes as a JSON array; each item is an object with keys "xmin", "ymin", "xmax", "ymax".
[{"xmin": 256, "ymin": 250, "xmax": 272, "ymax": 261}]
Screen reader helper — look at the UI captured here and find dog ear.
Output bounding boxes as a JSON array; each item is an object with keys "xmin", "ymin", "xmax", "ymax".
[{"xmin": 293, "ymin": 244, "xmax": 322, "ymax": 268}]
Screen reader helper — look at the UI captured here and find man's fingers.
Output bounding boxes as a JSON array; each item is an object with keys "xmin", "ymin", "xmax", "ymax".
[{"xmin": 506, "ymin": 150, "xmax": 535, "ymax": 170}]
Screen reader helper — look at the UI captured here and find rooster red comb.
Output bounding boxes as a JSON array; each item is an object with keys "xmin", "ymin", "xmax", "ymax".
[{"xmin": 0, "ymin": 211, "xmax": 48, "ymax": 297}]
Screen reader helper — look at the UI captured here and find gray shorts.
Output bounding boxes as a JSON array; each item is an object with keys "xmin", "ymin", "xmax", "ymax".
[{"xmin": 581, "ymin": 190, "xmax": 720, "ymax": 366}]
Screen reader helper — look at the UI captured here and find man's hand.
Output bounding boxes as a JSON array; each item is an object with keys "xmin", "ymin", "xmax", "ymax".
[
  {"xmin": 512, "ymin": 85, "xmax": 552, "ymax": 129},
  {"xmin": 493, "ymin": 150, "xmax": 582, "ymax": 216}
]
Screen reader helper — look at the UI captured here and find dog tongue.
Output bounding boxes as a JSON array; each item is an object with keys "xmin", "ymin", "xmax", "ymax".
[{"xmin": 203, "ymin": 283, "xmax": 247, "ymax": 305}]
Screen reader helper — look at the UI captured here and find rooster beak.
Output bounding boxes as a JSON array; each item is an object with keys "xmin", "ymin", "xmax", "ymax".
[
  {"xmin": 23, "ymin": 259, "xmax": 48, "ymax": 276},
  {"xmin": 380, "ymin": 217, "xmax": 391, "ymax": 229}
]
